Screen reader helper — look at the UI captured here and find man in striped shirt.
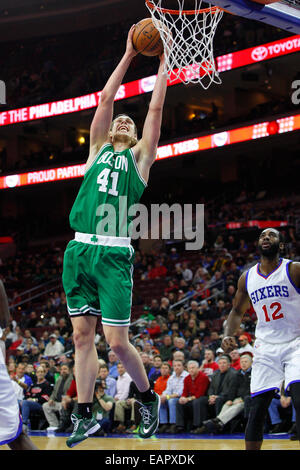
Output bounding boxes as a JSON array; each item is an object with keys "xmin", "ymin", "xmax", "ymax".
[{"xmin": 159, "ymin": 360, "xmax": 189, "ymax": 433}]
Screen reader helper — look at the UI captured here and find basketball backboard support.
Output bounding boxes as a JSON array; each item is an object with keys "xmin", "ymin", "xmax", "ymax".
[{"xmin": 207, "ymin": 0, "xmax": 300, "ymax": 33}]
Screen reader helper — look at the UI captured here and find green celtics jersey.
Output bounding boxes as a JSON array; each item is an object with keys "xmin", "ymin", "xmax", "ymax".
[{"xmin": 69, "ymin": 143, "xmax": 147, "ymax": 237}]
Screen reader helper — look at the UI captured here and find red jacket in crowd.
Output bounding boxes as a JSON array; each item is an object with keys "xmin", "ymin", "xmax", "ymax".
[{"xmin": 181, "ymin": 371, "xmax": 210, "ymax": 398}]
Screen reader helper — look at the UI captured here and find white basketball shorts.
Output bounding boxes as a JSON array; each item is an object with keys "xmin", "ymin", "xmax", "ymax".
[
  {"xmin": 0, "ymin": 348, "xmax": 22, "ymax": 446},
  {"xmin": 251, "ymin": 336, "xmax": 300, "ymax": 396}
]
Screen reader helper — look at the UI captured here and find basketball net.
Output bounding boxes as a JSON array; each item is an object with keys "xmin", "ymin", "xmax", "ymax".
[{"xmin": 145, "ymin": 0, "xmax": 224, "ymax": 89}]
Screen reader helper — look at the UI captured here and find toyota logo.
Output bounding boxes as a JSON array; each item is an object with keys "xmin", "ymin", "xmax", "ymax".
[{"xmin": 251, "ymin": 46, "xmax": 268, "ymax": 61}]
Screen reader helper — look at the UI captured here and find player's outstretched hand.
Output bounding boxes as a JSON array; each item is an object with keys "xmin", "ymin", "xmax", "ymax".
[
  {"xmin": 221, "ymin": 336, "xmax": 237, "ymax": 353},
  {"xmin": 126, "ymin": 25, "xmax": 138, "ymax": 58}
]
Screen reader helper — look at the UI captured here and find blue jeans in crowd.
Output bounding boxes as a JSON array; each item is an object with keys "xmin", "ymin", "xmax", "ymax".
[
  {"xmin": 21, "ymin": 400, "xmax": 43, "ymax": 426},
  {"xmin": 160, "ymin": 398, "xmax": 179, "ymax": 424},
  {"xmin": 268, "ymin": 398, "xmax": 296, "ymax": 425}
]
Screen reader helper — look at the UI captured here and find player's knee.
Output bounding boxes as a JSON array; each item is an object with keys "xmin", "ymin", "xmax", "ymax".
[
  {"xmin": 108, "ymin": 338, "xmax": 128, "ymax": 357},
  {"xmin": 73, "ymin": 326, "xmax": 94, "ymax": 349}
]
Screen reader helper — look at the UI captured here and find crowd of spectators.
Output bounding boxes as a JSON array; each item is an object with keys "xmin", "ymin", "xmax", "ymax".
[{"xmin": 1, "ymin": 202, "xmax": 299, "ymax": 437}]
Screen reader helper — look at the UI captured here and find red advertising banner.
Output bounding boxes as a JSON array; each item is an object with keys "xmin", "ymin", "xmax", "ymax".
[{"xmin": 0, "ymin": 35, "xmax": 299, "ymax": 127}]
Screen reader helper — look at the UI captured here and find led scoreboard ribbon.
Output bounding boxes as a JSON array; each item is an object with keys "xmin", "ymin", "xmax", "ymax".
[{"xmin": 1, "ymin": 114, "xmax": 299, "ymax": 190}]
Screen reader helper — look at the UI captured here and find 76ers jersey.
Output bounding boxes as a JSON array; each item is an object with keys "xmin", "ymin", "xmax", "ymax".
[{"xmin": 246, "ymin": 258, "xmax": 300, "ymax": 344}]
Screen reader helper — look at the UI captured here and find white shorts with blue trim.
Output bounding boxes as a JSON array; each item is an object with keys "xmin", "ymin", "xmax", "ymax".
[
  {"xmin": 251, "ymin": 336, "xmax": 300, "ymax": 396},
  {"xmin": 0, "ymin": 348, "xmax": 22, "ymax": 446}
]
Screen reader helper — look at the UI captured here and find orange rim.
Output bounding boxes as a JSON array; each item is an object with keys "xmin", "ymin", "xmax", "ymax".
[{"xmin": 146, "ymin": 0, "xmax": 222, "ymax": 14}]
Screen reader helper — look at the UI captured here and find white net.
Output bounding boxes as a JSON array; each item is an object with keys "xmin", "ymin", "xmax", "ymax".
[{"xmin": 145, "ymin": 0, "xmax": 224, "ymax": 89}]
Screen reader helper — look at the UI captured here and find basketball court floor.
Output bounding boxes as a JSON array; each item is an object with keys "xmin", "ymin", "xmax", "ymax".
[{"xmin": 0, "ymin": 431, "xmax": 298, "ymax": 451}]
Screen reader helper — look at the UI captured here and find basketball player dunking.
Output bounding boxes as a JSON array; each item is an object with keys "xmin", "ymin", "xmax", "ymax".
[
  {"xmin": 62, "ymin": 25, "xmax": 168, "ymax": 447},
  {"xmin": 0, "ymin": 281, "xmax": 38, "ymax": 450},
  {"xmin": 222, "ymin": 228, "xmax": 300, "ymax": 450}
]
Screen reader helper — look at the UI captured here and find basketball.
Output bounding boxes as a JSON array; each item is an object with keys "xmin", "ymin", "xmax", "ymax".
[{"xmin": 132, "ymin": 18, "xmax": 164, "ymax": 56}]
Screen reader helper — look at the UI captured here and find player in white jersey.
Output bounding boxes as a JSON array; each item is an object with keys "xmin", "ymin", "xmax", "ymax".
[
  {"xmin": 0, "ymin": 280, "xmax": 38, "ymax": 450},
  {"xmin": 222, "ymin": 228, "xmax": 300, "ymax": 450}
]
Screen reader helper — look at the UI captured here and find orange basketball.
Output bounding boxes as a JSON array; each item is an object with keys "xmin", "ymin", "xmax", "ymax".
[{"xmin": 132, "ymin": 18, "xmax": 164, "ymax": 57}]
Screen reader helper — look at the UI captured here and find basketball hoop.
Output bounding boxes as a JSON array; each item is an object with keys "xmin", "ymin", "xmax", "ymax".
[{"xmin": 145, "ymin": 0, "xmax": 224, "ymax": 89}]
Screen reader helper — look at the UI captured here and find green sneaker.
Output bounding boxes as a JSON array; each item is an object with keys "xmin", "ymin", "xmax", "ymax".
[
  {"xmin": 138, "ymin": 392, "xmax": 160, "ymax": 439},
  {"xmin": 66, "ymin": 413, "xmax": 100, "ymax": 448}
]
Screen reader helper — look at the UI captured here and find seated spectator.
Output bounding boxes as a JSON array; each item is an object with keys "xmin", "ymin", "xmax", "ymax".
[
  {"xmin": 112, "ymin": 363, "xmax": 132, "ymax": 432},
  {"xmin": 173, "ymin": 337, "xmax": 189, "ymax": 360},
  {"xmin": 44, "ymin": 333, "xmax": 65, "ymax": 358},
  {"xmin": 158, "ymin": 297, "xmax": 170, "ymax": 318},
  {"xmin": 268, "ymin": 385, "xmax": 295, "ymax": 434},
  {"xmin": 107, "ymin": 350, "xmax": 119, "ymax": 379},
  {"xmin": 146, "ymin": 319, "xmax": 161, "ymax": 340},
  {"xmin": 181, "ymin": 262, "xmax": 193, "ymax": 283},
  {"xmin": 11, "ymin": 362, "xmax": 34, "ymax": 405},
  {"xmin": 42, "ymin": 363, "xmax": 73, "ymax": 430},
  {"xmin": 171, "ymin": 350, "xmax": 185, "ymax": 366},
  {"xmin": 198, "ymin": 353, "xmax": 252, "ymax": 434},
  {"xmin": 154, "ymin": 362, "xmax": 171, "ymax": 397},
  {"xmin": 140, "ymin": 352, "xmax": 152, "ymax": 376},
  {"xmin": 230, "ymin": 349, "xmax": 241, "ymax": 370},
  {"xmin": 55, "ymin": 374, "xmax": 78, "ymax": 433},
  {"xmin": 148, "ymin": 260, "xmax": 167, "ymax": 279},
  {"xmin": 191, "ymin": 355, "xmax": 238, "ymax": 434},
  {"xmin": 98, "ymin": 364, "xmax": 117, "ymax": 398},
  {"xmin": 21, "ymin": 365, "xmax": 52, "ymax": 432},
  {"xmin": 207, "ymin": 331, "xmax": 222, "ymax": 354},
  {"xmin": 159, "ymin": 335, "xmax": 174, "ymax": 362},
  {"xmin": 238, "ymin": 335, "xmax": 254, "ymax": 355},
  {"xmin": 173, "ymin": 360, "xmax": 210, "ymax": 433},
  {"xmin": 159, "ymin": 360, "xmax": 189, "ymax": 433},
  {"xmin": 148, "ymin": 355, "xmax": 163, "ymax": 382},
  {"xmin": 199, "ymin": 349, "xmax": 219, "ymax": 379},
  {"xmin": 93, "ymin": 379, "xmax": 114, "ymax": 435}
]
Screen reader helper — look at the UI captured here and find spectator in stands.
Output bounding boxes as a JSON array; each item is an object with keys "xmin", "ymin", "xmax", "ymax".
[
  {"xmin": 140, "ymin": 352, "xmax": 152, "ymax": 376},
  {"xmin": 268, "ymin": 385, "xmax": 295, "ymax": 434},
  {"xmin": 43, "ymin": 333, "xmax": 65, "ymax": 358},
  {"xmin": 171, "ymin": 350, "xmax": 186, "ymax": 366},
  {"xmin": 107, "ymin": 350, "xmax": 119, "ymax": 379},
  {"xmin": 181, "ymin": 262, "xmax": 193, "ymax": 283},
  {"xmin": 146, "ymin": 319, "xmax": 161, "ymax": 339},
  {"xmin": 93, "ymin": 379, "xmax": 114, "ymax": 435},
  {"xmin": 230, "ymin": 349, "xmax": 241, "ymax": 370},
  {"xmin": 238, "ymin": 334, "xmax": 254, "ymax": 354},
  {"xmin": 160, "ymin": 360, "xmax": 189, "ymax": 433},
  {"xmin": 21, "ymin": 365, "xmax": 52, "ymax": 433},
  {"xmin": 154, "ymin": 362, "xmax": 171, "ymax": 398},
  {"xmin": 42, "ymin": 363, "xmax": 73, "ymax": 430},
  {"xmin": 39, "ymin": 359, "xmax": 55, "ymax": 386},
  {"xmin": 98, "ymin": 364, "xmax": 116, "ymax": 398},
  {"xmin": 158, "ymin": 297, "xmax": 170, "ymax": 318},
  {"xmin": 191, "ymin": 355, "xmax": 238, "ymax": 434},
  {"xmin": 55, "ymin": 374, "xmax": 78, "ymax": 433},
  {"xmin": 148, "ymin": 260, "xmax": 167, "ymax": 279},
  {"xmin": 149, "ymin": 299, "xmax": 160, "ymax": 317},
  {"xmin": 11, "ymin": 362, "xmax": 33, "ymax": 404},
  {"xmin": 207, "ymin": 331, "xmax": 222, "ymax": 354},
  {"xmin": 197, "ymin": 353, "xmax": 253, "ymax": 434},
  {"xmin": 112, "ymin": 363, "xmax": 132, "ymax": 432},
  {"xmin": 148, "ymin": 355, "xmax": 163, "ymax": 382},
  {"xmin": 174, "ymin": 360, "xmax": 210, "ymax": 433},
  {"xmin": 114, "ymin": 363, "xmax": 131, "ymax": 402},
  {"xmin": 199, "ymin": 348, "xmax": 219, "ymax": 379},
  {"xmin": 159, "ymin": 335, "xmax": 174, "ymax": 361}
]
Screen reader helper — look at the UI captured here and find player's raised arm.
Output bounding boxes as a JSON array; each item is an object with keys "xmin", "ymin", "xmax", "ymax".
[
  {"xmin": 0, "ymin": 280, "xmax": 10, "ymax": 329},
  {"xmin": 221, "ymin": 271, "xmax": 250, "ymax": 353},
  {"xmin": 133, "ymin": 53, "xmax": 168, "ymax": 183},
  {"xmin": 86, "ymin": 25, "xmax": 138, "ymax": 170}
]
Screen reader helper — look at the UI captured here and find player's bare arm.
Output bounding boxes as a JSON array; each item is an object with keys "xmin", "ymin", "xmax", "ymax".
[
  {"xmin": 132, "ymin": 53, "xmax": 168, "ymax": 183},
  {"xmin": 0, "ymin": 280, "xmax": 10, "ymax": 329},
  {"xmin": 288, "ymin": 261, "xmax": 300, "ymax": 289},
  {"xmin": 86, "ymin": 25, "xmax": 138, "ymax": 171},
  {"xmin": 222, "ymin": 271, "xmax": 250, "ymax": 353}
]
